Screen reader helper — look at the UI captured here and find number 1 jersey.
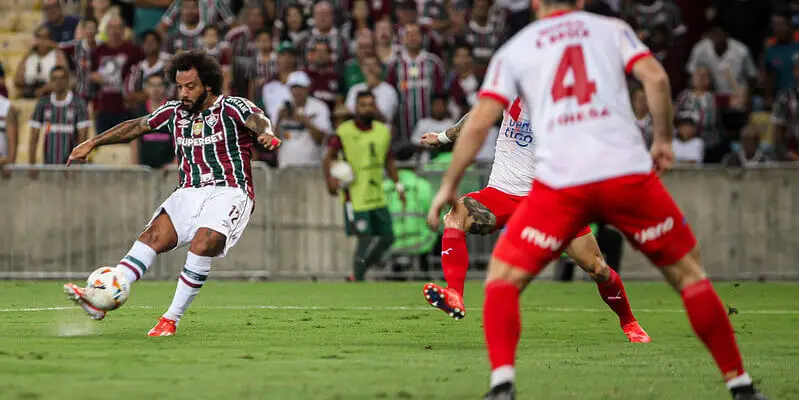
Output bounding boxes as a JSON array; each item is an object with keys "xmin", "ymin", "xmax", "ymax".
[{"xmin": 479, "ymin": 10, "xmax": 653, "ymax": 189}]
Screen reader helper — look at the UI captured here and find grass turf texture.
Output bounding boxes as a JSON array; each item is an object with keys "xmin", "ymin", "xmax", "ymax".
[{"xmin": 0, "ymin": 281, "xmax": 796, "ymax": 400}]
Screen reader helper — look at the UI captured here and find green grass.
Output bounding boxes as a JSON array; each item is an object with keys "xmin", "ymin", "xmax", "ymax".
[{"xmin": 0, "ymin": 281, "xmax": 796, "ymax": 400}]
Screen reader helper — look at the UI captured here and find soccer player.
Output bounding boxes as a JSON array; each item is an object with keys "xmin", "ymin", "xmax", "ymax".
[
  {"xmin": 63, "ymin": 50, "xmax": 281, "ymax": 337},
  {"xmin": 420, "ymin": 101, "xmax": 650, "ymax": 344},
  {"xmin": 426, "ymin": 1, "xmax": 767, "ymax": 399}
]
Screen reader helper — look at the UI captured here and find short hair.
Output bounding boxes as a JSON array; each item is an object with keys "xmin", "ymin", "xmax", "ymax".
[
  {"xmin": 81, "ymin": 16, "xmax": 98, "ymax": 26},
  {"xmin": 255, "ymin": 29, "xmax": 271, "ymax": 39},
  {"xmin": 166, "ymin": 50, "xmax": 224, "ymax": 95},
  {"xmin": 146, "ymin": 73, "xmax": 165, "ymax": 83},
  {"xmin": 542, "ymin": 0, "xmax": 578, "ymax": 6},
  {"xmin": 140, "ymin": 29, "xmax": 162, "ymax": 44},
  {"xmin": 452, "ymin": 40, "xmax": 473, "ymax": 56},
  {"xmin": 356, "ymin": 90, "xmax": 375, "ymax": 101},
  {"xmin": 202, "ymin": 24, "xmax": 221, "ymax": 35},
  {"xmin": 432, "ymin": 93, "xmax": 448, "ymax": 103},
  {"xmin": 50, "ymin": 65, "xmax": 68, "ymax": 76}
]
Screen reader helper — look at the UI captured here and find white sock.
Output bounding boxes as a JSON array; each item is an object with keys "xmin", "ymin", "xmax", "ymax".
[
  {"xmin": 490, "ymin": 365, "xmax": 515, "ymax": 388},
  {"xmin": 726, "ymin": 373, "xmax": 752, "ymax": 389},
  {"xmin": 163, "ymin": 252, "xmax": 212, "ymax": 322},
  {"xmin": 115, "ymin": 241, "xmax": 157, "ymax": 283}
]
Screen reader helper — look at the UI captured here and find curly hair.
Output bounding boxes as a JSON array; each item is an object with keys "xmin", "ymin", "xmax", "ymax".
[{"xmin": 165, "ymin": 49, "xmax": 223, "ymax": 95}]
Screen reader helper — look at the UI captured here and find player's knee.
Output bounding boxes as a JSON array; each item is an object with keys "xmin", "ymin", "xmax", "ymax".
[
  {"xmin": 485, "ymin": 257, "xmax": 533, "ymax": 290},
  {"xmin": 661, "ymin": 245, "xmax": 706, "ymax": 291},
  {"xmin": 189, "ymin": 230, "xmax": 227, "ymax": 257},
  {"xmin": 138, "ymin": 228, "xmax": 172, "ymax": 253}
]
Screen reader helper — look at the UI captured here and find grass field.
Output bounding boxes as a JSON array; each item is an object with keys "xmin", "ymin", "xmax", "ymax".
[{"xmin": 0, "ymin": 280, "xmax": 797, "ymax": 400}]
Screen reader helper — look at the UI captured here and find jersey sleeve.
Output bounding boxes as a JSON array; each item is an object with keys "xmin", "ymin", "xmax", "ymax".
[
  {"xmin": 146, "ymin": 101, "xmax": 177, "ymax": 131},
  {"xmin": 478, "ymin": 47, "xmax": 516, "ymax": 108},
  {"xmin": 28, "ymin": 100, "xmax": 45, "ymax": 129},
  {"xmin": 76, "ymin": 99, "xmax": 91, "ymax": 129},
  {"xmin": 225, "ymin": 96, "xmax": 264, "ymax": 127},
  {"xmin": 617, "ymin": 21, "xmax": 652, "ymax": 74},
  {"xmin": 160, "ymin": 0, "xmax": 181, "ymax": 26}
]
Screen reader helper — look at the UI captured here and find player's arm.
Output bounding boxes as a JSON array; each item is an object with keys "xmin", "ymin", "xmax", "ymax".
[
  {"xmin": 442, "ymin": 99, "xmax": 504, "ymax": 188},
  {"xmin": 421, "ymin": 108, "xmax": 503, "ymax": 147},
  {"xmin": 67, "ymin": 117, "xmax": 152, "ymax": 166},
  {"xmin": 0, "ymin": 105, "xmax": 17, "ymax": 166},
  {"xmin": 632, "ymin": 57, "xmax": 673, "ymax": 145},
  {"xmin": 244, "ymin": 111, "xmax": 281, "ymax": 150},
  {"xmin": 322, "ymin": 134, "xmax": 342, "ymax": 195},
  {"xmin": 384, "ymin": 148, "xmax": 406, "ymax": 205}
]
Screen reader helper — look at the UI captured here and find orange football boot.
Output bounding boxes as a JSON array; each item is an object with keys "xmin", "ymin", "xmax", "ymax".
[
  {"xmin": 63, "ymin": 282, "xmax": 106, "ymax": 320},
  {"xmin": 147, "ymin": 317, "xmax": 177, "ymax": 337},
  {"xmin": 423, "ymin": 282, "xmax": 465, "ymax": 320},
  {"xmin": 622, "ymin": 321, "xmax": 651, "ymax": 343}
]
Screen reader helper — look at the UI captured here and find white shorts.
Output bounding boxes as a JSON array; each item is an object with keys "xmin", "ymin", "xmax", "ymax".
[{"xmin": 147, "ymin": 186, "xmax": 254, "ymax": 257}]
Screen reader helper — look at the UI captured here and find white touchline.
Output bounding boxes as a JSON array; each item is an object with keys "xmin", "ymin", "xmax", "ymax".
[{"xmin": 1, "ymin": 305, "xmax": 798, "ymax": 315}]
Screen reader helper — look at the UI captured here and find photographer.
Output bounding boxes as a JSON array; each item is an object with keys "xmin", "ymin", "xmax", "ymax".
[{"xmin": 275, "ymin": 71, "xmax": 332, "ymax": 168}]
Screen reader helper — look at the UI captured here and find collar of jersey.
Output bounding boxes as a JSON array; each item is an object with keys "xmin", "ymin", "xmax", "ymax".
[{"xmin": 542, "ymin": 9, "xmax": 574, "ymax": 19}]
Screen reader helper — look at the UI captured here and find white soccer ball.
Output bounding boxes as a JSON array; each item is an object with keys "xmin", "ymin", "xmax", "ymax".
[
  {"xmin": 330, "ymin": 161, "xmax": 355, "ymax": 188},
  {"xmin": 85, "ymin": 267, "xmax": 130, "ymax": 311}
]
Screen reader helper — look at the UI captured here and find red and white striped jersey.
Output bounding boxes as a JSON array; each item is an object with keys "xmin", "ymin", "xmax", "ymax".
[
  {"xmin": 480, "ymin": 10, "xmax": 653, "ymax": 188},
  {"xmin": 146, "ymin": 96, "xmax": 261, "ymax": 199}
]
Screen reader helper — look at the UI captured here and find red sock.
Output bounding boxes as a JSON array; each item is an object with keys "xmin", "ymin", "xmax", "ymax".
[
  {"xmin": 681, "ymin": 279, "xmax": 746, "ymax": 380},
  {"xmin": 596, "ymin": 268, "xmax": 636, "ymax": 326},
  {"xmin": 483, "ymin": 280, "xmax": 521, "ymax": 370},
  {"xmin": 441, "ymin": 228, "xmax": 469, "ymax": 296}
]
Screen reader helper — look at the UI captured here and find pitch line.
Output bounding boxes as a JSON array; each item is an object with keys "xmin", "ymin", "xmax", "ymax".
[{"xmin": 1, "ymin": 305, "xmax": 798, "ymax": 315}]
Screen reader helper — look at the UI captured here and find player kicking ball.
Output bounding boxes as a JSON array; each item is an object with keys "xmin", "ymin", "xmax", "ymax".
[
  {"xmin": 420, "ymin": 103, "xmax": 650, "ymax": 344},
  {"xmin": 62, "ymin": 50, "xmax": 281, "ymax": 336},
  {"xmin": 428, "ymin": 1, "xmax": 768, "ymax": 399}
]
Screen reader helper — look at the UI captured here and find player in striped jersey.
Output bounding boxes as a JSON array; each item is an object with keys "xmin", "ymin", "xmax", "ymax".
[
  {"xmin": 60, "ymin": 17, "xmax": 98, "ymax": 103},
  {"xmin": 124, "ymin": 30, "xmax": 171, "ymax": 108},
  {"xmin": 162, "ymin": 0, "xmax": 205, "ymax": 55},
  {"xmin": 28, "ymin": 66, "xmax": 91, "ymax": 167},
  {"xmin": 63, "ymin": 50, "xmax": 281, "ymax": 336},
  {"xmin": 385, "ymin": 23, "xmax": 446, "ymax": 141},
  {"xmin": 462, "ymin": 0, "xmax": 504, "ymax": 74},
  {"xmin": 0, "ymin": 94, "xmax": 19, "ymax": 178}
]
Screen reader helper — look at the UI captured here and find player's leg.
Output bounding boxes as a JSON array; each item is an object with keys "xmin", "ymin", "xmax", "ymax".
[
  {"xmin": 602, "ymin": 173, "xmax": 765, "ymax": 399},
  {"xmin": 361, "ymin": 207, "xmax": 395, "ymax": 268},
  {"xmin": 150, "ymin": 188, "xmax": 253, "ymax": 336},
  {"xmin": 483, "ymin": 183, "xmax": 591, "ymax": 399},
  {"xmin": 563, "ymin": 231, "xmax": 650, "ymax": 343},
  {"xmin": 348, "ymin": 209, "xmax": 383, "ymax": 281}
]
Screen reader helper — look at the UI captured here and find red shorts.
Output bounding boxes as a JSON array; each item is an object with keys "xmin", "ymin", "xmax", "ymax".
[
  {"xmin": 465, "ymin": 187, "xmax": 593, "ymax": 237},
  {"xmin": 493, "ymin": 172, "xmax": 697, "ymax": 274}
]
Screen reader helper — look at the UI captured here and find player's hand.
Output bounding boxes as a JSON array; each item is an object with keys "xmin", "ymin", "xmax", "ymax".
[
  {"xmin": 398, "ymin": 189, "xmax": 407, "ymax": 210},
  {"xmin": 419, "ymin": 132, "xmax": 442, "ymax": 147},
  {"xmin": 650, "ymin": 140, "xmax": 675, "ymax": 175},
  {"xmin": 427, "ymin": 185, "xmax": 457, "ymax": 231},
  {"xmin": 326, "ymin": 177, "xmax": 340, "ymax": 195},
  {"xmin": 257, "ymin": 132, "xmax": 281, "ymax": 150},
  {"xmin": 66, "ymin": 140, "xmax": 94, "ymax": 166}
]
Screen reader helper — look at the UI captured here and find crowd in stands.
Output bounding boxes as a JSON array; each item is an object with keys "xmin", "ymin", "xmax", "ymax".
[{"xmin": 1, "ymin": 0, "xmax": 799, "ymax": 172}]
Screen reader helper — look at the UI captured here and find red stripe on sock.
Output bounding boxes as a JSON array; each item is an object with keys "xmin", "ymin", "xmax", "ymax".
[
  {"xmin": 596, "ymin": 268, "xmax": 636, "ymax": 325},
  {"xmin": 179, "ymin": 274, "xmax": 203, "ymax": 288},
  {"xmin": 442, "ymin": 228, "xmax": 469, "ymax": 296},
  {"xmin": 681, "ymin": 279, "xmax": 746, "ymax": 379},
  {"xmin": 119, "ymin": 261, "xmax": 141, "ymax": 281},
  {"xmin": 483, "ymin": 280, "xmax": 521, "ymax": 370}
]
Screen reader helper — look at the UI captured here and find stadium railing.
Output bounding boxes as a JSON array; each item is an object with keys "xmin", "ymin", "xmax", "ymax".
[{"xmin": 1, "ymin": 163, "xmax": 798, "ymax": 281}]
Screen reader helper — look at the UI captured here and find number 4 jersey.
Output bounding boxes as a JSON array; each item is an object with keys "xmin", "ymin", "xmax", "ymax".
[{"xmin": 480, "ymin": 10, "xmax": 653, "ymax": 189}]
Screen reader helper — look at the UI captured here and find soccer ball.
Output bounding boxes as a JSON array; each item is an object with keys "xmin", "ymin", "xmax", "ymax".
[
  {"xmin": 85, "ymin": 267, "xmax": 130, "ymax": 311},
  {"xmin": 330, "ymin": 161, "xmax": 355, "ymax": 188}
]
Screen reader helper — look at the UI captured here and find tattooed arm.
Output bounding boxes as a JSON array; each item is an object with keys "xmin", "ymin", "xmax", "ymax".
[
  {"xmin": 419, "ymin": 112, "xmax": 470, "ymax": 147},
  {"xmin": 244, "ymin": 111, "xmax": 281, "ymax": 150},
  {"xmin": 67, "ymin": 117, "xmax": 152, "ymax": 165}
]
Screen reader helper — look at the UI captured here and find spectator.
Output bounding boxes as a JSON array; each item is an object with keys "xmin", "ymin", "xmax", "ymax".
[
  {"xmin": 14, "ymin": 26, "xmax": 68, "ymax": 99},
  {"xmin": 132, "ymin": 0, "xmax": 170, "ymax": 41},
  {"xmin": 385, "ymin": 23, "xmax": 446, "ymax": 142},
  {"xmin": 374, "ymin": 18, "xmax": 399, "ymax": 65},
  {"xmin": 263, "ymin": 41, "xmax": 299, "ymax": 121},
  {"xmin": 672, "ymin": 112, "xmax": 705, "ymax": 164},
  {"xmin": 332, "ymin": 103, "xmax": 352, "ymax": 130},
  {"xmin": 345, "ymin": 55, "xmax": 399, "ymax": 124},
  {"xmin": 202, "ymin": 25, "xmax": 233, "ymax": 94},
  {"xmin": 631, "ymin": 86, "xmax": 654, "ymax": 149},
  {"xmin": 131, "ymin": 74, "xmax": 173, "ymax": 169},
  {"xmin": 304, "ymin": 40, "xmax": 341, "ymax": 112},
  {"xmin": 461, "ymin": 0, "xmax": 503, "ymax": 74},
  {"xmin": 60, "ymin": 17, "xmax": 98, "ymax": 104},
  {"xmin": 676, "ymin": 66, "xmax": 726, "ymax": 163},
  {"xmin": 157, "ymin": 0, "xmax": 236, "ymax": 37},
  {"xmin": 0, "ymin": 94, "xmax": 19, "ymax": 178},
  {"xmin": 28, "ymin": 66, "xmax": 91, "ymax": 168},
  {"xmin": 302, "ymin": 2, "xmax": 349, "ymax": 74},
  {"xmin": 248, "ymin": 30, "xmax": 278, "ymax": 107},
  {"xmin": 342, "ymin": 31, "xmax": 375, "ymax": 93},
  {"xmin": 447, "ymin": 42, "xmax": 479, "ymax": 117},
  {"xmin": 410, "ymin": 94, "xmax": 456, "ymax": 146},
  {"xmin": 497, "ymin": 0, "xmax": 532, "ymax": 36},
  {"xmin": 625, "ymin": 0, "xmax": 686, "ymax": 46},
  {"xmin": 275, "ymin": 71, "xmax": 332, "ymax": 168},
  {"xmin": 277, "ymin": 5, "xmax": 310, "ymax": 48},
  {"xmin": 0, "ymin": 62, "xmax": 7, "ymax": 98},
  {"xmin": 163, "ymin": 0, "xmax": 205, "ymax": 55},
  {"xmin": 707, "ymin": 0, "xmax": 772, "ymax": 62},
  {"xmin": 722, "ymin": 125, "xmax": 777, "ymax": 167},
  {"xmin": 395, "ymin": 1, "xmax": 442, "ymax": 56},
  {"xmin": 770, "ymin": 58, "xmax": 799, "ymax": 161},
  {"xmin": 91, "ymin": 0, "xmax": 122, "ymax": 43},
  {"xmin": 342, "ymin": 0, "xmax": 374, "ymax": 49},
  {"xmin": 125, "ymin": 30, "xmax": 170, "ymax": 109},
  {"xmin": 686, "ymin": 22, "xmax": 757, "ymax": 96},
  {"xmin": 323, "ymin": 90, "xmax": 401, "ymax": 281},
  {"xmin": 763, "ymin": 10, "xmax": 799, "ymax": 108},
  {"xmin": 42, "ymin": 0, "xmax": 81, "ymax": 44},
  {"xmin": 91, "ymin": 16, "xmax": 143, "ymax": 134},
  {"xmin": 225, "ymin": 5, "xmax": 266, "ymax": 96},
  {"xmin": 364, "ymin": 0, "xmax": 393, "ymax": 22}
]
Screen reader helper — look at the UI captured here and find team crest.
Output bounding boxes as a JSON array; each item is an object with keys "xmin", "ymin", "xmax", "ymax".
[
  {"xmin": 192, "ymin": 121, "xmax": 204, "ymax": 137},
  {"xmin": 204, "ymin": 113, "xmax": 218, "ymax": 127}
]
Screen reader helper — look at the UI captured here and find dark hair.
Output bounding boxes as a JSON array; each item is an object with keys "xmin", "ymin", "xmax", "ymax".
[
  {"xmin": 432, "ymin": 93, "xmax": 448, "ymax": 103},
  {"xmin": 166, "ymin": 50, "xmax": 224, "ymax": 95},
  {"xmin": 279, "ymin": 5, "xmax": 309, "ymax": 42},
  {"xmin": 202, "ymin": 24, "xmax": 221, "ymax": 35},
  {"xmin": 356, "ymin": 90, "xmax": 375, "ymax": 101},
  {"xmin": 255, "ymin": 29, "xmax": 271, "ymax": 39},
  {"xmin": 345, "ymin": 0, "xmax": 375, "ymax": 39},
  {"xmin": 183, "ymin": 0, "xmax": 199, "ymax": 5},
  {"xmin": 146, "ymin": 73, "xmax": 165, "ymax": 83},
  {"xmin": 81, "ymin": 16, "xmax": 98, "ymax": 26},
  {"xmin": 140, "ymin": 29, "xmax": 162, "ymax": 45},
  {"xmin": 452, "ymin": 40, "xmax": 473, "ymax": 56},
  {"xmin": 50, "ymin": 65, "xmax": 68, "ymax": 76},
  {"xmin": 774, "ymin": 9, "xmax": 792, "ymax": 22}
]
